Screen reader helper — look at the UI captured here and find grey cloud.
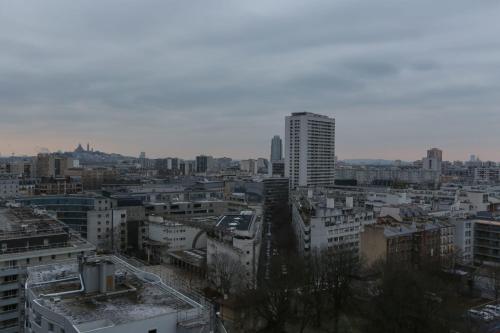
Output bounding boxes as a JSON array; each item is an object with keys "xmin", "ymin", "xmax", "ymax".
[{"xmin": 0, "ymin": 0, "xmax": 500, "ymax": 159}]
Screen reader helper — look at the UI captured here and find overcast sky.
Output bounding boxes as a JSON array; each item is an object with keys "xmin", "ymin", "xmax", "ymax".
[{"xmin": 1, "ymin": 0, "xmax": 499, "ymax": 161}]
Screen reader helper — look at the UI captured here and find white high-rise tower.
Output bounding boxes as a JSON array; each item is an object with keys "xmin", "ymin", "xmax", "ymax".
[{"xmin": 285, "ymin": 112, "xmax": 335, "ymax": 188}]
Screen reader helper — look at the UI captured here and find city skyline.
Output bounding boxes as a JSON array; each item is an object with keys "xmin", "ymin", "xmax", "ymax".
[
  {"xmin": 1, "ymin": 1, "xmax": 500, "ymax": 161},
  {"xmin": 0, "ymin": 139, "xmax": 495, "ymax": 163}
]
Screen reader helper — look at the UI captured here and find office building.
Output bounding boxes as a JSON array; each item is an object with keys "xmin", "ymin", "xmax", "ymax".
[
  {"xmin": 270, "ymin": 135, "xmax": 283, "ymax": 162},
  {"xmin": 207, "ymin": 209, "xmax": 263, "ymax": 293},
  {"xmin": 0, "ymin": 207, "xmax": 95, "ymax": 333},
  {"xmin": 17, "ymin": 196, "xmax": 127, "ymax": 251},
  {"xmin": 270, "ymin": 160, "xmax": 285, "ymax": 177},
  {"xmin": 285, "ymin": 112, "xmax": 335, "ymax": 188},
  {"xmin": 474, "ymin": 219, "xmax": 500, "ymax": 265}
]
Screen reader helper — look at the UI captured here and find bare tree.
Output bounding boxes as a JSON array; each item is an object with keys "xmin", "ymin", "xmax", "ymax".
[{"xmin": 209, "ymin": 252, "xmax": 246, "ymax": 298}]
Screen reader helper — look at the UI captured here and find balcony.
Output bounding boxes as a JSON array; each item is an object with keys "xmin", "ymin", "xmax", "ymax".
[
  {"xmin": 0, "ymin": 325, "xmax": 19, "ymax": 333},
  {"xmin": 0, "ymin": 310, "xmax": 18, "ymax": 322},
  {"xmin": 0, "ymin": 297, "xmax": 18, "ymax": 308},
  {"xmin": 0, "ymin": 283, "xmax": 18, "ymax": 292},
  {"xmin": 0, "ymin": 268, "xmax": 20, "ymax": 278}
]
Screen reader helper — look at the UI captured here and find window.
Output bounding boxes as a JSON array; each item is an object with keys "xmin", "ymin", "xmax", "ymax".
[
  {"xmin": 48, "ymin": 322, "xmax": 55, "ymax": 332},
  {"xmin": 3, "ymin": 304, "xmax": 17, "ymax": 312},
  {"xmin": 39, "ymin": 257, "xmax": 43, "ymax": 262},
  {"xmin": 4, "ymin": 275, "xmax": 17, "ymax": 283},
  {"xmin": 51, "ymin": 255, "xmax": 56, "ymax": 260}
]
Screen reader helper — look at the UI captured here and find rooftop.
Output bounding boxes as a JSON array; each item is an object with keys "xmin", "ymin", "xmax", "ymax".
[
  {"xmin": 0, "ymin": 207, "xmax": 66, "ymax": 238},
  {"xmin": 216, "ymin": 212, "xmax": 254, "ymax": 232},
  {"xmin": 27, "ymin": 256, "xmax": 204, "ymax": 330},
  {"xmin": 0, "ymin": 207, "xmax": 95, "ymax": 259}
]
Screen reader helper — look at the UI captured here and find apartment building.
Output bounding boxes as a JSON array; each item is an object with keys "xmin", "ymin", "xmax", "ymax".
[
  {"xmin": 360, "ymin": 216, "xmax": 441, "ymax": 267},
  {"xmin": 285, "ymin": 112, "xmax": 336, "ymax": 188},
  {"xmin": 35, "ymin": 154, "xmax": 75, "ymax": 178},
  {"xmin": 0, "ymin": 177, "xmax": 19, "ymax": 199},
  {"xmin": 33, "ymin": 177, "xmax": 83, "ymax": 195},
  {"xmin": 335, "ymin": 166, "xmax": 440, "ymax": 186},
  {"xmin": 449, "ymin": 218, "xmax": 474, "ymax": 264},
  {"xmin": 16, "ymin": 195, "xmax": 128, "ymax": 252},
  {"xmin": 291, "ymin": 189, "xmax": 375, "ymax": 255}
]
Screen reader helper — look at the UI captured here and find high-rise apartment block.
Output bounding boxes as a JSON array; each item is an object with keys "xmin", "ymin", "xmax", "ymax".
[{"xmin": 285, "ymin": 112, "xmax": 336, "ymax": 188}]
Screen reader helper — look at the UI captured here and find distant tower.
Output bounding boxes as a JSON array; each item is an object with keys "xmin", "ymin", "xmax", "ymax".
[
  {"xmin": 270, "ymin": 135, "xmax": 283, "ymax": 162},
  {"xmin": 139, "ymin": 152, "xmax": 146, "ymax": 159},
  {"xmin": 86, "ymin": 143, "xmax": 90, "ymax": 152},
  {"xmin": 423, "ymin": 148, "xmax": 443, "ymax": 173},
  {"xmin": 427, "ymin": 148, "xmax": 443, "ymax": 161}
]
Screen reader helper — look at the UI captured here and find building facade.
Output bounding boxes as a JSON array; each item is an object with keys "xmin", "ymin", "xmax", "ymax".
[
  {"xmin": 474, "ymin": 219, "xmax": 500, "ymax": 264},
  {"xmin": 270, "ymin": 135, "xmax": 283, "ymax": 162},
  {"xmin": 285, "ymin": 112, "xmax": 336, "ymax": 188},
  {"xmin": 0, "ymin": 176, "xmax": 19, "ymax": 199},
  {"xmin": 25, "ymin": 256, "xmax": 209, "ymax": 333},
  {"xmin": 0, "ymin": 207, "xmax": 95, "ymax": 333},
  {"xmin": 291, "ymin": 189, "xmax": 375, "ymax": 255}
]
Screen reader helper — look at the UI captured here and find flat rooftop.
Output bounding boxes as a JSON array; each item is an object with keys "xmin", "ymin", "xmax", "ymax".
[
  {"xmin": 28, "ymin": 256, "xmax": 203, "ymax": 330},
  {"xmin": 216, "ymin": 212, "xmax": 254, "ymax": 232},
  {"xmin": 0, "ymin": 207, "xmax": 67, "ymax": 240}
]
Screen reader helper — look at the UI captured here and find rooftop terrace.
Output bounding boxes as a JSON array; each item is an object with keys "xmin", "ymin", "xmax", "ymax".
[{"xmin": 27, "ymin": 256, "xmax": 205, "ymax": 330}]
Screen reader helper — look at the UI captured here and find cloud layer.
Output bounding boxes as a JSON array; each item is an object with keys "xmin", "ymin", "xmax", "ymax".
[{"xmin": 1, "ymin": 0, "xmax": 499, "ymax": 160}]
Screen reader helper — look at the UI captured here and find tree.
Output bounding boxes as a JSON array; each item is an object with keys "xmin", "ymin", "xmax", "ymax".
[
  {"xmin": 363, "ymin": 261, "xmax": 462, "ymax": 333},
  {"xmin": 209, "ymin": 252, "xmax": 246, "ymax": 298},
  {"xmin": 242, "ymin": 255, "xmax": 303, "ymax": 332},
  {"xmin": 299, "ymin": 248, "xmax": 359, "ymax": 333}
]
